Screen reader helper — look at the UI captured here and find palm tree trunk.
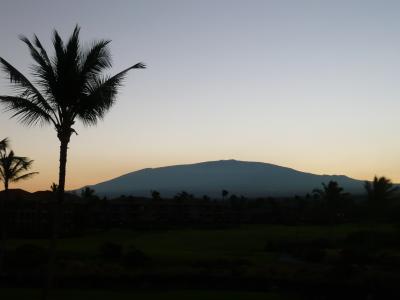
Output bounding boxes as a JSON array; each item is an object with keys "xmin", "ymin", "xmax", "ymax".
[
  {"xmin": 0, "ymin": 183, "xmax": 8, "ymax": 275},
  {"xmin": 42, "ymin": 136, "xmax": 69, "ymax": 300}
]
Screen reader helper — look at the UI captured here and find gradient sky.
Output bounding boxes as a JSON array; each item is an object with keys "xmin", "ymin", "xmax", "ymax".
[{"xmin": 1, "ymin": 0, "xmax": 400, "ymax": 192}]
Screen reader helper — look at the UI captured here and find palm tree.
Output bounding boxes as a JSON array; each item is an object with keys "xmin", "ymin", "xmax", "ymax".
[
  {"xmin": 364, "ymin": 176, "xmax": 397, "ymax": 221},
  {"xmin": 0, "ymin": 26, "xmax": 144, "ymax": 299},
  {"xmin": 0, "ymin": 149, "xmax": 38, "ymax": 190},
  {"xmin": 50, "ymin": 182, "xmax": 58, "ymax": 193},
  {"xmin": 222, "ymin": 189, "xmax": 229, "ymax": 200},
  {"xmin": 0, "ymin": 25, "xmax": 145, "ymax": 203},
  {"xmin": 0, "ymin": 138, "xmax": 8, "ymax": 152},
  {"xmin": 0, "ymin": 144, "xmax": 37, "ymax": 275},
  {"xmin": 313, "ymin": 181, "xmax": 348, "ymax": 223},
  {"xmin": 364, "ymin": 176, "xmax": 397, "ymax": 204},
  {"xmin": 313, "ymin": 181, "xmax": 347, "ymax": 202},
  {"xmin": 151, "ymin": 190, "xmax": 161, "ymax": 200}
]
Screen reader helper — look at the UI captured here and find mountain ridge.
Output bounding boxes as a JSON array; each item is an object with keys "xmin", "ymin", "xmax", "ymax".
[{"xmin": 78, "ymin": 159, "xmax": 367, "ymax": 198}]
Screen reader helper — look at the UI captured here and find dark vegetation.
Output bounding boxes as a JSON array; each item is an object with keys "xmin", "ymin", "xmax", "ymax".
[{"xmin": 0, "ymin": 181, "xmax": 400, "ymax": 299}]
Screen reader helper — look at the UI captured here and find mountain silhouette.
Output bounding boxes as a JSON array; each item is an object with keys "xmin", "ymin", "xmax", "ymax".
[{"xmin": 78, "ymin": 159, "xmax": 367, "ymax": 198}]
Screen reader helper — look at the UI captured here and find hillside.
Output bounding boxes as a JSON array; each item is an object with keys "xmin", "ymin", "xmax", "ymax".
[{"xmin": 80, "ymin": 160, "xmax": 365, "ymax": 198}]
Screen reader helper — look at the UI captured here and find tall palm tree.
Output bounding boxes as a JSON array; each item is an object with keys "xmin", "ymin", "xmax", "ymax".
[
  {"xmin": 0, "ymin": 26, "xmax": 145, "ymax": 299},
  {"xmin": 0, "ymin": 25, "xmax": 145, "ymax": 202},
  {"xmin": 0, "ymin": 149, "xmax": 38, "ymax": 190}
]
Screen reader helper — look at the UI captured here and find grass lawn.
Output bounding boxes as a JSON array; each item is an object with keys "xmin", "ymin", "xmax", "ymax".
[{"xmin": 8, "ymin": 223, "xmax": 394, "ymax": 263}]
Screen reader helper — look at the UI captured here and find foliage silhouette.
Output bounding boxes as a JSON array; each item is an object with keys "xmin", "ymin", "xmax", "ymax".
[
  {"xmin": 313, "ymin": 181, "xmax": 347, "ymax": 202},
  {"xmin": 364, "ymin": 176, "xmax": 397, "ymax": 203},
  {"xmin": 0, "ymin": 138, "xmax": 9, "ymax": 152},
  {"xmin": 174, "ymin": 191, "xmax": 194, "ymax": 201},
  {"xmin": 81, "ymin": 186, "xmax": 96, "ymax": 199},
  {"xmin": 0, "ymin": 148, "xmax": 38, "ymax": 190},
  {"xmin": 313, "ymin": 181, "xmax": 349, "ymax": 223},
  {"xmin": 151, "ymin": 190, "xmax": 161, "ymax": 200},
  {"xmin": 364, "ymin": 176, "xmax": 397, "ymax": 219},
  {"xmin": 50, "ymin": 182, "xmax": 58, "ymax": 193}
]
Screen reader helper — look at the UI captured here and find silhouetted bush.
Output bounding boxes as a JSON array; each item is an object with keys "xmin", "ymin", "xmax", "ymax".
[
  {"xmin": 123, "ymin": 246, "xmax": 150, "ymax": 267},
  {"xmin": 6, "ymin": 244, "xmax": 47, "ymax": 269},
  {"xmin": 344, "ymin": 230, "xmax": 400, "ymax": 250},
  {"xmin": 339, "ymin": 246, "xmax": 372, "ymax": 265},
  {"xmin": 192, "ymin": 258, "xmax": 251, "ymax": 269},
  {"xmin": 264, "ymin": 238, "xmax": 334, "ymax": 253},
  {"xmin": 99, "ymin": 242, "xmax": 122, "ymax": 261},
  {"xmin": 297, "ymin": 247, "xmax": 326, "ymax": 262}
]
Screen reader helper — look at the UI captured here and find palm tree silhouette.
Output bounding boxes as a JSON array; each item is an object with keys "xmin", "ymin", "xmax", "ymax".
[
  {"xmin": 313, "ymin": 181, "xmax": 348, "ymax": 223},
  {"xmin": 0, "ymin": 138, "xmax": 8, "ymax": 152},
  {"xmin": 151, "ymin": 190, "xmax": 161, "ymax": 200},
  {"xmin": 0, "ymin": 149, "xmax": 38, "ymax": 190},
  {"xmin": 0, "ymin": 25, "xmax": 145, "ymax": 201},
  {"xmin": 0, "ymin": 26, "xmax": 145, "ymax": 299},
  {"xmin": 364, "ymin": 176, "xmax": 397, "ymax": 203},
  {"xmin": 313, "ymin": 181, "xmax": 347, "ymax": 202},
  {"xmin": 0, "ymin": 143, "xmax": 37, "ymax": 275}
]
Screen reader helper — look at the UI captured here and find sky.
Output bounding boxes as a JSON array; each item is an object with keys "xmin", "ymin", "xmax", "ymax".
[{"xmin": 0, "ymin": 0, "xmax": 400, "ymax": 192}]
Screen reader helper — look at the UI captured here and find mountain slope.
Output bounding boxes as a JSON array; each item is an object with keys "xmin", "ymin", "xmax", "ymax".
[{"xmin": 80, "ymin": 159, "xmax": 366, "ymax": 198}]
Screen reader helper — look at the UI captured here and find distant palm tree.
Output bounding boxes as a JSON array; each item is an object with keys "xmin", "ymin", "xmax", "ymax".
[
  {"xmin": 0, "ymin": 138, "xmax": 8, "ymax": 152},
  {"xmin": 0, "ymin": 145, "xmax": 37, "ymax": 275},
  {"xmin": 0, "ymin": 149, "xmax": 38, "ymax": 190},
  {"xmin": 364, "ymin": 176, "xmax": 397, "ymax": 204},
  {"xmin": 174, "ymin": 191, "xmax": 194, "ymax": 201},
  {"xmin": 222, "ymin": 189, "xmax": 229, "ymax": 200},
  {"xmin": 0, "ymin": 26, "xmax": 144, "ymax": 299},
  {"xmin": 151, "ymin": 190, "xmax": 161, "ymax": 200},
  {"xmin": 81, "ymin": 186, "xmax": 96, "ymax": 198},
  {"xmin": 313, "ymin": 181, "xmax": 347, "ymax": 201},
  {"xmin": 0, "ymin": 25, "xmax": 145, "ymax": 202},
  {"xmin": 313, "ymin": 181, "xmax": 348, "ymax": 223},
  {"xmin": 50, "ymin": 182, "xmax": 58, "ymax": 193}
]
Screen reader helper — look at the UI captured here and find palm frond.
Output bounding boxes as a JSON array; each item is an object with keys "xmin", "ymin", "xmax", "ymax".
[
  {"xmin": 0, "ymin": 96, "xmax": 54, "ymax": 126},
  {"xmin": 76, "ymin": 62, "xmax": 146, "ymax": 125},
  {"xmin": 65, "ymin": 25, "xmax": 81, "ymax": 64},
  {"xmin": 52, "ymin": 29, "xmax": 65, "ymax": 66},
  {"xmin": 0, "ymin": 57, "xmax": 56, "ymax": 115},
  {"xmin": 19, "ymin": 35, "xmax": 57, "ymax": 101},
  {"xmin": 12, "ymin": 172, "xmax": 38, "ymax": 182},
  {"xmin": 81, "ymin": 40, "xmax": 112, "ymax": 78},
  {"xmin": 33, "ymin": 34, "xmax": 52, "ymax": 66}
]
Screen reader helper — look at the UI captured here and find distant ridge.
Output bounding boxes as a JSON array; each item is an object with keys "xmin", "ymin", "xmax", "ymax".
[{"xmin": 78, "ymin": 159, "xmax": 366, "ymax": 198}]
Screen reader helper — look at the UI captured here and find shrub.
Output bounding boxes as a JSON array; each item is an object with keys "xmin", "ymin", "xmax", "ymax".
[
  {"xmin": 123, "ymin": 246, "xmax": 150, "ymax": 267},
  {"xmin": 297, "ymin": 247, "xmax": 326, "ymax": 262},
  {"xmin": 339, "ymin": 246, "xmax": 372, "ymax": 265},
  {"xmin": 6, "ymin": 244, "xmax": 47, "ymax": 269},
  {"xmin": 99, "ymin": 242, "xmax": 122, "ymax": 261}
]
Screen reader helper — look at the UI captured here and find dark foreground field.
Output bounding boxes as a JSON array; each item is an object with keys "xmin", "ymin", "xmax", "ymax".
[
  {"xmin": 2, "ymin": 224, "xmax": 400, "ymax": 299},
  {"xmin": 1, "ymin": 289, "xmax": 289, "ymax": 300}
]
